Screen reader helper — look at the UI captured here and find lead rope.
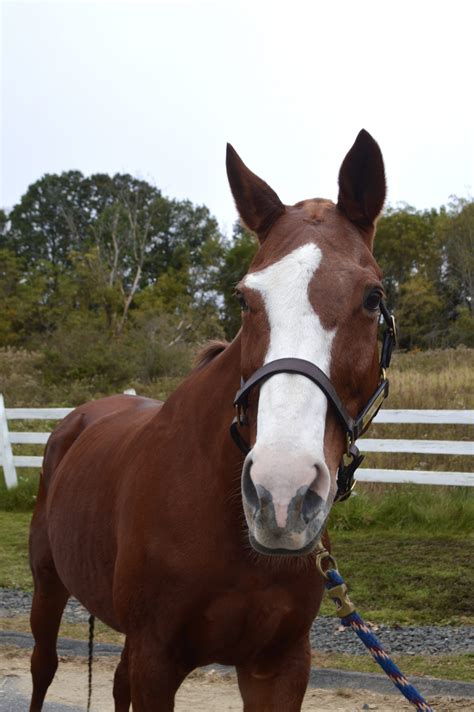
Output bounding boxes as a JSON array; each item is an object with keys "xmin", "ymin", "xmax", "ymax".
[
  {"xmin": 315, "ymin": 547, "xmax": 434, "ymax": 711},
  {"xmin": 87, "ymin": 614, "xmax": 95, "ymax": 711}
]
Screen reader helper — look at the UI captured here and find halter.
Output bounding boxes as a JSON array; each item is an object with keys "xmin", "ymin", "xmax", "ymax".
[{"xmin": 230, "ymin": 301, "xmax": 396, "ymax": 502}]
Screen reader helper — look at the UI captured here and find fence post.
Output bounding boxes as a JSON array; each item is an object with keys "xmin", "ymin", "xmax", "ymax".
[{"xmin": 0, "ymin": 394, "xmax": 17, "ymax": 489}]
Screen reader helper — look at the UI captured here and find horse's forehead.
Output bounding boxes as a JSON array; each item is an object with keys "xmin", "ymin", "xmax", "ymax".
[{"xmin": 244, "ymin": 242, "xmax": 322, "ymax": 295}]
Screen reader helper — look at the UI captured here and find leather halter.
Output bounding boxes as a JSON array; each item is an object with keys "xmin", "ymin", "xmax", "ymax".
[{"xmin": 230, "ymin": 301, "xmax": 396, "ymax": 502}]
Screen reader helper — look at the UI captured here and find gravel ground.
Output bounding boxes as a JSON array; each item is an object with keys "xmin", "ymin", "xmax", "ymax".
[{"xmin": 2, "ymin": 587, "xmax": 473, "ymax": 656}]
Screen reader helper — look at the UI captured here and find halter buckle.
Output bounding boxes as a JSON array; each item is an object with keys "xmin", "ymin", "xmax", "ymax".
[
  {"xmin": 235, "ymin": 404, "xmax": 247, "ymax": 428},
  {"xmin": 335, "ymin": 443, "xmax": 363, "ymax": 502}
]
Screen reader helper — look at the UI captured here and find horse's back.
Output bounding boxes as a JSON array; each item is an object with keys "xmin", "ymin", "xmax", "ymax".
[{"xmin": 42, "ymin": 394, "xmax": 162, "ymax": 489}]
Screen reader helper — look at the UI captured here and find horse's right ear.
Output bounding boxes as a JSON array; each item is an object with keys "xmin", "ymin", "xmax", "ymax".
[{"xmin": 226, "ymin": 144, "xmax": 285, "ymax": 242}]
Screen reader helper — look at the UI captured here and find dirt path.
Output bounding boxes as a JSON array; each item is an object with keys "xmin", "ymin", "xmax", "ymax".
[{"xmin": 1, "ymin": 648, "xmax": 473, "ymax": 711}]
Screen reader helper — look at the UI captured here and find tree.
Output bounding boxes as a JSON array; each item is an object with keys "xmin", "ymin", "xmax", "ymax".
[
  {"xmin": 374, "ymin": 204, "xmax": 441, "ymax": 310},
  {"xmin": 7, "ymin": 172, "xmax": 94, "ymax": 267},
  {"xmin": 396, "ymin": 274, "xmax": 444, "ymax": 349},
  {"xmin": 217, "ymin": 223, "xmax": 258, "ymax": 339},
  {"xmin": 438, "ymin": 197, "xmax": 474, "ymax": 313}
]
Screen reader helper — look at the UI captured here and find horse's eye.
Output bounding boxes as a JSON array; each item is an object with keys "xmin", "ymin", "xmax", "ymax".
[
  {"xmin": 234, "ymin": 290, "xmax": 249, "ymax": 312},
  {"xmin": 364, "ymin": 289, "xmax": 383, "ymax": 312}
]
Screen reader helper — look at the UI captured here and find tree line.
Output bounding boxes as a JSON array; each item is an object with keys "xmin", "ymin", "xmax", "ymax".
[{"xmin": 0, "ymin": 171, "xmax": 472, "ymax": 390}]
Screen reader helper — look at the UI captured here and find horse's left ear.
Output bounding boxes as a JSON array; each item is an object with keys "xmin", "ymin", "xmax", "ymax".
[
  {"xmin": 337, "ymin": 129, "xmax": 386, "ymax": 243},
  {"xmin": 226, "ymin": 144, "xmax": 285, "ymax": 243}
]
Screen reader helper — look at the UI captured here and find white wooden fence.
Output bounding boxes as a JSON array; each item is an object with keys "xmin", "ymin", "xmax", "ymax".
[{"xmin": 0, "ymin": 395, "xmax": 473, "ymax": 489}]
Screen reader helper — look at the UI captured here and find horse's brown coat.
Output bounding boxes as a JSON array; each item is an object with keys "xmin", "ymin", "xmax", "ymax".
[{"xmin": 29, "ymin": 130, "xmax": 386, "ymax": 711}]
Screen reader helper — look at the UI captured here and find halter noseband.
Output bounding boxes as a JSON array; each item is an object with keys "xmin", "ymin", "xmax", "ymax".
[{"xmin": 230, "ymin": 301, "xmax": 396, "ymax": 502}]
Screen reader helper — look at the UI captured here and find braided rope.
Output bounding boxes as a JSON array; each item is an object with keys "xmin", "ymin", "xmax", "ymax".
[
  {"xmin": 87, "ymin": 614, "xmax": 95, "ymax": 712},
  {"xmin": 325, "ymin": 569, "xmax": 434, "ymax": 711}
]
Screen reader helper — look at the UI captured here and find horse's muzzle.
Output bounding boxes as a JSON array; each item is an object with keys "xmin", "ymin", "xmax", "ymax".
[{"xmin": 241, "ymin": 456, "xmax": 331, "ymax": 556}]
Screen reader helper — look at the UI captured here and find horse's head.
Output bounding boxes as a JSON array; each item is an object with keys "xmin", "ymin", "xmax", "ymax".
[{"xmin": 227, "ymin": 130, "xmax": 387, "ymax": 556}]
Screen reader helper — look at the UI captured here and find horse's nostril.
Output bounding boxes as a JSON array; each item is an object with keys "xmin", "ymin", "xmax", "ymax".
[
  {"xmin": 242, "ymin": 458, "xmax": 259, "ymax": 511},
  {"xmin": 301, "ymin": 488, "xmax": 323, "ymax": 524}
]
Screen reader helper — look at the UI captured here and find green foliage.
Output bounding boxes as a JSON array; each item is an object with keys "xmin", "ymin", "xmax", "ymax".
[
  {"xmin": 217, "ymin": 223, "xmax": 258, "ymax": 338},
  {"xmin": 396, "ymin": 274, "xmax": 443, "ymax": 349},
  {"xmin": 40, "ymin": 316, "xmax": 191, "ymax": 390},
  {"xmin": 374, "ymin": 199, "xmax": 473, "ymax": 348},
  {"xmin": 448, "ymin": 306, "xmax": 474, "ymax": 347},
  {"xmin": 1, "ymin": 168, "xmax": 473, "ymax": 360},
  {"xmin": 375, "ymin": 205, "xmax": 441, "ymax": 304}
]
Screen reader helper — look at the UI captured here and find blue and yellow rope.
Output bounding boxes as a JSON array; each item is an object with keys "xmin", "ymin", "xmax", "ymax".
[{"xmin": 316, "ymin": 552, "xmax": 434, "ymax": 711}]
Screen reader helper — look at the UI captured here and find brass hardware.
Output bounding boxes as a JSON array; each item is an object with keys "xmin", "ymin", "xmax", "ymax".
[
  {"xmin": 327, "ymin": 582, "xmax": 356, "ymax": 618},
  {"xmin": 390, "ymin": 315, "xmax": 397, "ymax": 341},
  {"xmin": 314, "ymin": 547, "xmax": 337, "ymax": 580},
  {"xmin": 336, "ymin": 477, "xmax": 357, "ymax": 502},
  {"xmin": 315, "ymin": 545, "xmax": 356, "ymax": 618}
]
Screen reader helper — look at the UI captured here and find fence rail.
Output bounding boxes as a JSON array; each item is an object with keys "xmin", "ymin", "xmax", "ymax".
[{"xmin": 1, "ymin": 395, "xmax": 473, "ymax": 489}]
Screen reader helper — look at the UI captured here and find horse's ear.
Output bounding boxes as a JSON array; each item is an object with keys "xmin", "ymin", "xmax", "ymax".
[
  {"xmin": 337, "ymin": 129, "xmax": 386, "ymax": 240},
  {"xmin": 226, "ymin": 144, "xmax": 285, "ymax": 242}
]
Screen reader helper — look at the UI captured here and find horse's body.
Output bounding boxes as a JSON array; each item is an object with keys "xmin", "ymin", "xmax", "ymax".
[{"xmin": 29, "ymin": 130, "xmax": 387, "ymax": 710}]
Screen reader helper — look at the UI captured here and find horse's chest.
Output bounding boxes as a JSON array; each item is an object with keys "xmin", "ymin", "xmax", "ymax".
[{"xmin": 187, "ymin": 586, "xmax": 309, "ymax": 664}]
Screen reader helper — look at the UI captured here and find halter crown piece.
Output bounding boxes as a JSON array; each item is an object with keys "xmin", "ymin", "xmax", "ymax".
[{"xmin": 230, "ymin": 301, "xmax": 396, "ymax": 502}]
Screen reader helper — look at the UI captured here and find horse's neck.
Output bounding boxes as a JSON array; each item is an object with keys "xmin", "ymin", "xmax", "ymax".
[{"xmin": 160, "ymin": 334, "xmax": 243, "ymax": 464}]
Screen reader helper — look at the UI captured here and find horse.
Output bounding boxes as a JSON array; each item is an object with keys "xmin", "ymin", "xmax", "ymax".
[{"xmin": 29, "ymin": 129, "xmax": 389, "ymax": 711}]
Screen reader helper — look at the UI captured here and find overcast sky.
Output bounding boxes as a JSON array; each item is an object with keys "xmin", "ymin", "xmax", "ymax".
[{"xmin": 1, "ymin": 0, "xmax": 473, "ymax": 236}]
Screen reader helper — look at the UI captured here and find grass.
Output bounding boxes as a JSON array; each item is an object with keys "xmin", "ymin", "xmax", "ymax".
[
  {"xmin": 0, "ymin": 615, "xmax": 125, "ymax": 646},
  {"xmin": 0, "ymin": 512, "xmax": 31, "ymax": 589},
  {"xmin": 328, "ymin": 485, "xmax": 474, "ymax": 534},
  {"xmin": 318, "ymin": 529, "xmax": 474, "ymax": 626},
  {"xmin": 312, "ymin": 651, "xmax": 474, "ymax": 683}
]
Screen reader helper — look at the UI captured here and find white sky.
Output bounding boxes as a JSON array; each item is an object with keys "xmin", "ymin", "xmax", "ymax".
[{"xmin": 1, "ymin": 0, "xmax": 473, "ymax": 236}]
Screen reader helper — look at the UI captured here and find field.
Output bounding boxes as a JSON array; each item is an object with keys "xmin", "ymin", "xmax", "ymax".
[{"xmin": 1, "ymin": 347, "xmax": 473, "ymax": 681}]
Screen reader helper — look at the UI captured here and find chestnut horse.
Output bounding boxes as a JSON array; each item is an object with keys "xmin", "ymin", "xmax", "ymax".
[{"xmin": 29, "ymin": 130, "xmax": 387, "ymax": 711}]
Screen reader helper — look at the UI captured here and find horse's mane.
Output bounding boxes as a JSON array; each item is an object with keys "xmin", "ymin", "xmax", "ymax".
[{"xmin": 193, "ymin": 340, "xmax": 229, "ymax": 370}]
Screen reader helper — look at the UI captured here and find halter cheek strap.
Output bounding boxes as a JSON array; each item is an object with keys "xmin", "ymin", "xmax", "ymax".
[{"xmin": 230, "ymin": 301, "xmax": 396, "ymax": 502}]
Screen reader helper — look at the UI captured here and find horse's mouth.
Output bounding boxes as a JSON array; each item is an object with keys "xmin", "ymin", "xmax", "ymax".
[{"xmin": 248, "ymin": 533, "xmax": 319, "ymax": 557}]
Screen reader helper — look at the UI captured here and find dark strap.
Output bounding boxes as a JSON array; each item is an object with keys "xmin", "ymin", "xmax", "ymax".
[
  {"xmin": 234, "ymin": 358, "xmax": 355, "ymax": 437},
  {"xmin": 230, "ymin": 416, "xmax": 251, "ymax": 455},
  {"xmin": 380, "ymin": 301, "xmax": 396, "ymax": 370}
]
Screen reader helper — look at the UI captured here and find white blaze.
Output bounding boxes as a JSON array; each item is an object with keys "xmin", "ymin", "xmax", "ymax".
[{"xmin": 244, "ymin": 243, "xmax": 335, "ymax": 511}]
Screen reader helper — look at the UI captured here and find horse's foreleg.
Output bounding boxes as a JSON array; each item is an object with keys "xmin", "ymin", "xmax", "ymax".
[
  {"xmin": 236, "ymin": 635, "xmax": 311, "ymax": 712},
  {"xmin": 127, "ymin": 634, "xmax": 189, "ymax": 712},
  {"xmin": 113, "ymin": 637, "xmax": 131, "ymax": 711}
]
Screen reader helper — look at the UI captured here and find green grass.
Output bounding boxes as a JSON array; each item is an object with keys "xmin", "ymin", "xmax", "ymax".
[
  {"xmin": 312, "ymin": 651, "xmax": 474, "ymax": 683},
  {"xmin": 319, "ymin": 529, "xmax": 474, "ymax": 626},
  {"xmin": 329, "ymin": 484, "xmax": 474, "ymax": 534},
  {"xmin": 0, "ymin": 615, "xmax": 125, "ymax": 646},
  {"xmin": 0, "ymin": 512, "xmax": 31, "ymax": 589}
]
